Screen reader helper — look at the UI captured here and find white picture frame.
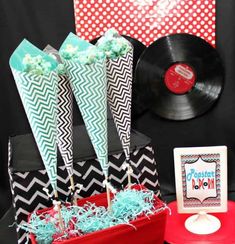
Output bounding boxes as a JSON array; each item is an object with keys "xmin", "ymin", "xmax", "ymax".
[{"xmin": 174, "ymin": 146, "xmax": 227, "ymax": 213}]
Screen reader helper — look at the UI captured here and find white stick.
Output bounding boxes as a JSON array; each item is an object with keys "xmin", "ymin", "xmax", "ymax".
[
  {"xmin": 122, "ymin": 162, "xmax": 133, "ymax": 189},
  {"xmin": 103, "ymin": 177, "xmax": 117, "ymax": 211},
  {"xmin": 54, "ymin": 190, "xmax": 64, "ymax": 231},
  {"xmin": 69, "ymin": 176, "xmax": 77, "ymax": 205},
  {"xmin": 106, "ymin": 182, "xmax": 112, "ymax": 211}
]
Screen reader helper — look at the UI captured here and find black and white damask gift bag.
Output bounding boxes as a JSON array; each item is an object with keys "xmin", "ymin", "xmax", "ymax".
[{"xmin": 8, "ymin": 120, "xmax": 160, "ymax": 243}]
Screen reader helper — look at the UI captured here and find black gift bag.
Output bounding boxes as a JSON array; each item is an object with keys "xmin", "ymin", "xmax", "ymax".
[{"xmin": 8, "ymin": 120, "xmax": 160, "ymax": 243}]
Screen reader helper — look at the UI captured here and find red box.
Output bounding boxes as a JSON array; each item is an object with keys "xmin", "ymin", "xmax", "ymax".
[{"xmin": 30, "ymin": 186, "xmax": 167, "ymax": 244}]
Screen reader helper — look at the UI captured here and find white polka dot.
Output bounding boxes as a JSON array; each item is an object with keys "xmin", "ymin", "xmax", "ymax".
[
  {"xmin": 201, "ymin": 12, "xmax": 205, "ymax": 17},
  {"xmin": 133, "ymin": 9, "xmax": 139, "ymax": 15},
  {"xmin": 196, "ymin": 9, "xmax": 201, "ymax": 13},
  {"xmin": 134, "ymin": 33, "xmax": 139, "ymax": 38},
  {"xmin": 129, "ymin": 5, "xmax": 134, "ymax": 11}
]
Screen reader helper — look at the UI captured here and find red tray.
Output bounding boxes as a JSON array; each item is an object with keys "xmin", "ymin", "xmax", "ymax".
[{"xmin": 30, "ymin": 185, "xmax": 167, "ymax": 244}]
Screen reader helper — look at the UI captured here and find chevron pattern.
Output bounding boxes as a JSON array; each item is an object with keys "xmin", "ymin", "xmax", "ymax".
[
  {"xmin": 9, "ymin": 144, "xmax": 160, "ymax": 244},
  {"xmin": 64, "ymin": 59, "xmax": 108, "ymax": 176},
  {"xmin": 57, "ymin": 75, "xmax": 73, "ymax": 177},
  {"xmin": 11, "ymin": 69, "xmax": 58, "ymax": 190},
  {"xmin": 106, "ymin": 50, "xmax": 133, "ymax": 160}
]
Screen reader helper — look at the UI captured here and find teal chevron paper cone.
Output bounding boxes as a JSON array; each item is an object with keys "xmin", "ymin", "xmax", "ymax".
[
  {"xmin": 44, "ymin": 45, "xmax": 74, "ymax": 178},
  {"xmin": 9, "ymin": 39, "xmax": 58, "ymax": 190},
  {"xmin": 59, "ymin": 33, "xmax": 108, "ymax": 178}
]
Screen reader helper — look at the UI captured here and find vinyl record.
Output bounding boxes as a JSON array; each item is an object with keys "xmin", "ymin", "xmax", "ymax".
[
  {"xmin": 90, "ymin": 35, "xmax": 146, "ymax": 73},
  {"xmin": 134, "ymin": 33, "xmax": 224, "ymax": 120}
]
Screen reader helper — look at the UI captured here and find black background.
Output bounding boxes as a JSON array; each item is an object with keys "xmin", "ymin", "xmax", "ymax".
[{"xmin": 0, "ymin": 0, "xmax": 235, "ymax": 219}]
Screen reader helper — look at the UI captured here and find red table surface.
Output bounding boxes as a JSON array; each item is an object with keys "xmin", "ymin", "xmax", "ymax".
[{"xmin": 165, "ymin": 201, "xmax": 235, "ymax": 244}]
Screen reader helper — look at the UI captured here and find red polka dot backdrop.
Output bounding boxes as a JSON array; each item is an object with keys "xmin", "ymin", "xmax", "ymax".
[{"xmin": 74, "ymin": 0, "xmax": 216, "ymax": 47}]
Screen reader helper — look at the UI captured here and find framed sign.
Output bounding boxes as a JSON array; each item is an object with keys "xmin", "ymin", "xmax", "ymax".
[{"xmin": 174, "ymin": 146, "xmax": 227, "ymax": 213}]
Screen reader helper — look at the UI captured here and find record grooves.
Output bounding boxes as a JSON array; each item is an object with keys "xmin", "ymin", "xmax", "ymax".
[{"xmin": 134, "ymin": 34, "xmax": 224, "ymax": 120}]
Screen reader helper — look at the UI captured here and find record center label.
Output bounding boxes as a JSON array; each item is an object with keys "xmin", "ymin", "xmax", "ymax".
[{"xmin": 164, "ymin": 63, "xmax": 196, "ymax": 94}]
